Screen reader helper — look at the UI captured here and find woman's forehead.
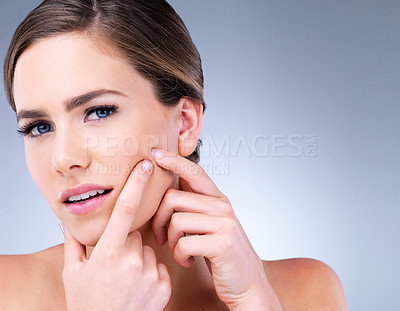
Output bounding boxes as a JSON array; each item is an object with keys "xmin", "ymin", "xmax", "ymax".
[{"xmin": 13, "ymin": 33, "xmax": 151, "ymax": 112}]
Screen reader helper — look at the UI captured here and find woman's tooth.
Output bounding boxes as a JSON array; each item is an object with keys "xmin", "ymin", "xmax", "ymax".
[{"xmin": 68, "ymin": 189, "xmax": 106, "ymax": 203}]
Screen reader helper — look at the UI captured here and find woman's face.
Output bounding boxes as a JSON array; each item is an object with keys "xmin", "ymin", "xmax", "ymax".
[{"xmin": 13, "ymin": 32, "xmax": 182, "ymax": 246}]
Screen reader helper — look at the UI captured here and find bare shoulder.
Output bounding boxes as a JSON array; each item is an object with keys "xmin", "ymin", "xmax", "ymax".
[
  {"xmin": 263, "ymin": 258, "xmax": 348, "ymax": 311},
  {"xmin": 0, "ymin": 244, "xmax": 65, "ymax": 310},
  {"xmin": 34, "ymin": 243, "xmax": 65, "ymax": 271}
]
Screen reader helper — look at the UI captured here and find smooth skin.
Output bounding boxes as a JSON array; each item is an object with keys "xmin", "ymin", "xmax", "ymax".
[{"xmin": 0, "ymin": 32, "xmax": 348, "ymax": 310}]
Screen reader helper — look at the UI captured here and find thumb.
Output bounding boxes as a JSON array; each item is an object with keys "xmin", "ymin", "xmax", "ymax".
[{"xmin": 61, "ymin": 222, "xmax": 87, "ymax": 267}]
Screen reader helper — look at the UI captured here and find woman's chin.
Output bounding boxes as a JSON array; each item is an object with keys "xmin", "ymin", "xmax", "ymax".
[
  {"xmin": 67, "ymin": 217, "xmax": 145, "ymax": 248},
  {"xmin": 67, "ymin": 222, "xmax": 107, "ymax": 247},
  {"xmin": 76, "ymin": 233, "xmax": 103, "ymax": 248}
]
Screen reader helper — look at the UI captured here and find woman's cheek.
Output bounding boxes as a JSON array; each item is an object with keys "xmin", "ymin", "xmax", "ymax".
[
  {"xmin": 115, "ymin": 132, "xmax": 178, "ymax": 231},
  {"xmin": 65, "ymin": 165, "xmax": 176, "ymax": 247},
  {"xmin": 129, "ymin": 162, "xmax": 178, "ymax": 231},
  {"xmin": 25, "ymin": 144, "xmax": 55, "ymax": 204}
]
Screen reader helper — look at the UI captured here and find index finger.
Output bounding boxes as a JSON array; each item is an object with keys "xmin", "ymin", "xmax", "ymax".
[
  {"xmin": 151, "ymin": 149, "xmax": 223, "ymax": 197},
  {"xmin": 97, "ymin": 159, "xmax": 153, "ymax": 249}
]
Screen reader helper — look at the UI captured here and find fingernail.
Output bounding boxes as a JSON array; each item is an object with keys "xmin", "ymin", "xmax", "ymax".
[
  {"xmin": 58, "ymin": 222, "xmax": 65, "ymax": 234},
  {"xmin": 142, "ymin": 159, "xmax": 153, "ymax": 173},
  {"xmin": 152, "ymin": 148, "xmax": 164, "ymax": 160}
]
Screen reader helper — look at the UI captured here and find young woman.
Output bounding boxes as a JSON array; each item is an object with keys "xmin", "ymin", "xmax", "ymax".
[{"xmin": 1, "ymin": 0, "xmax": 348, "ymax": 310}]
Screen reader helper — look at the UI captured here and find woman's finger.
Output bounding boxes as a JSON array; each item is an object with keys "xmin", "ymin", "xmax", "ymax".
[
  {"xmin": 152, "ymin": 189, "xmax": 233, "ymax": 245},
  {"xmin": 167, "ymin": 213, "xmax": 221, "ymax": 254},
  {"xmin": 157, "ymin": 263, "xmax": 172, "ymax": 305},
  {"xmin": 142, "ymin": 246, "xmax": 172, "ymax": 304},
  {"xmin": 142, "ymin": 245, "xmax": 158, "ymax": 275},
  {"xmin": 151, "ymin": 149, "xmax": 223, "ymax": 198},
  {"xmin": 97, "ymin": 159, "xmax": 153, "ymax": 250},
  {"xmin": 63, "ymin": 225, "xmax": 86, "ymax": 269},
  {"xmin": 157, "ymin": 263, "xmax": 171, "ymax": 284},
  {"xmin": 173, "ymin": 234, "xmax": 220, "ymax": 267},
  {"xmin": 125, "ymin": 230, "xmax": 144, "ymax": 259}
]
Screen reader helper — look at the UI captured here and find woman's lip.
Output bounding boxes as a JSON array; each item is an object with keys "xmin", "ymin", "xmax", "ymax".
[
  {"xmin": 60, "ymin": 183, "xmax": 111, "ymax": 203},
  {"xmin": 64, "ymin": 189, "xmax": 113, "ymax": 216}
]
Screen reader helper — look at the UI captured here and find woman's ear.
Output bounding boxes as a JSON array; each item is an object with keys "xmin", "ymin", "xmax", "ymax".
[{"xmin": 177, "ymin": 98, "xmax": 203, "ymax": 157}]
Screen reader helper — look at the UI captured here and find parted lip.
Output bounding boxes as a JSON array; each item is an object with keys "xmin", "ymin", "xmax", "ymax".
[{"xmin": 60, "ymin": 183, "xmax": 112, "ymax": 203}]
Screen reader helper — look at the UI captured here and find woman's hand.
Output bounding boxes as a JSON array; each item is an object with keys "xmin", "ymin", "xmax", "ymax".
[
  {"xmin": 151, "ymin": 149, "xmax": 282, "ymax": 311},
  {"xmin": 61, "ymin": 159, "xmax": 171, "ymax": 311}
]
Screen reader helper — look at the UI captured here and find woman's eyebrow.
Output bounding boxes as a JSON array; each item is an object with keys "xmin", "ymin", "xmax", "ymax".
[
  {"xmin": 64, "ymin": 89, "xmax": 127, "ymax": 112},
  {"xmin": 16, "ymin": 89, "xmax": 127, "ymax": 122}
]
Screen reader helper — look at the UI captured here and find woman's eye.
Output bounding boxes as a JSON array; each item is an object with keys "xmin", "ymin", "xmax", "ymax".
[
  {"xmin": 86, "ymin": 106, "xmax": 117, "ymax": 121},
  {"xmin": 17, "ymin": 121, "xmax": 54, "ymax": 138},
  {"xmin": 18, "ymin": 105, "xmax": 118, "ymax": 138},
  {"xmin": 31, "ymin": 123, "xmax": 52, "ymax": 136}
]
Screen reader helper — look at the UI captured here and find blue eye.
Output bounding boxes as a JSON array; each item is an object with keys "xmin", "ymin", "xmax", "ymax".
[
  {"xmin": 96, "ymin": 108, "xmax": 111, "ymax": 118},
  {"xmin": 18, "ymin": 122, "xmax": 53, "ymax": 138},
  {"xmin": 17, "ymin": 105, "xmax": 119, "ymax": 138},
  {"xmin": 31, "ymin": 123, "xmax": 52, "ymax": 136},
  {"xmin": 85, "ymin": 106, "xmax": 117, "ymax": 121}
]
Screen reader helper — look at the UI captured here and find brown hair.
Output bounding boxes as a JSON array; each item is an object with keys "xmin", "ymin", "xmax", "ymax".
[{"xmin": 3, "ymin": 0, "xmax": 205, "ymax": 163}]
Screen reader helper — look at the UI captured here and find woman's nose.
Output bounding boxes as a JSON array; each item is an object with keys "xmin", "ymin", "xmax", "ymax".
[{"xmin": 52, "ymin": 131, "xmax": 91, "ymax": 175}]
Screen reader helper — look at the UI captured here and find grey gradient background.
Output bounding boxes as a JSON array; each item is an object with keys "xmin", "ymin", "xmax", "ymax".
[{"xmin": 0, "ymin": 1, "xmax": 399, "ymax": 310}]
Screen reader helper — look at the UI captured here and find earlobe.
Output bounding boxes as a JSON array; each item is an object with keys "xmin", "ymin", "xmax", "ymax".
[{"xmin": 177, "ymin": 98, "xmax": 203, "ymax": 157}]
